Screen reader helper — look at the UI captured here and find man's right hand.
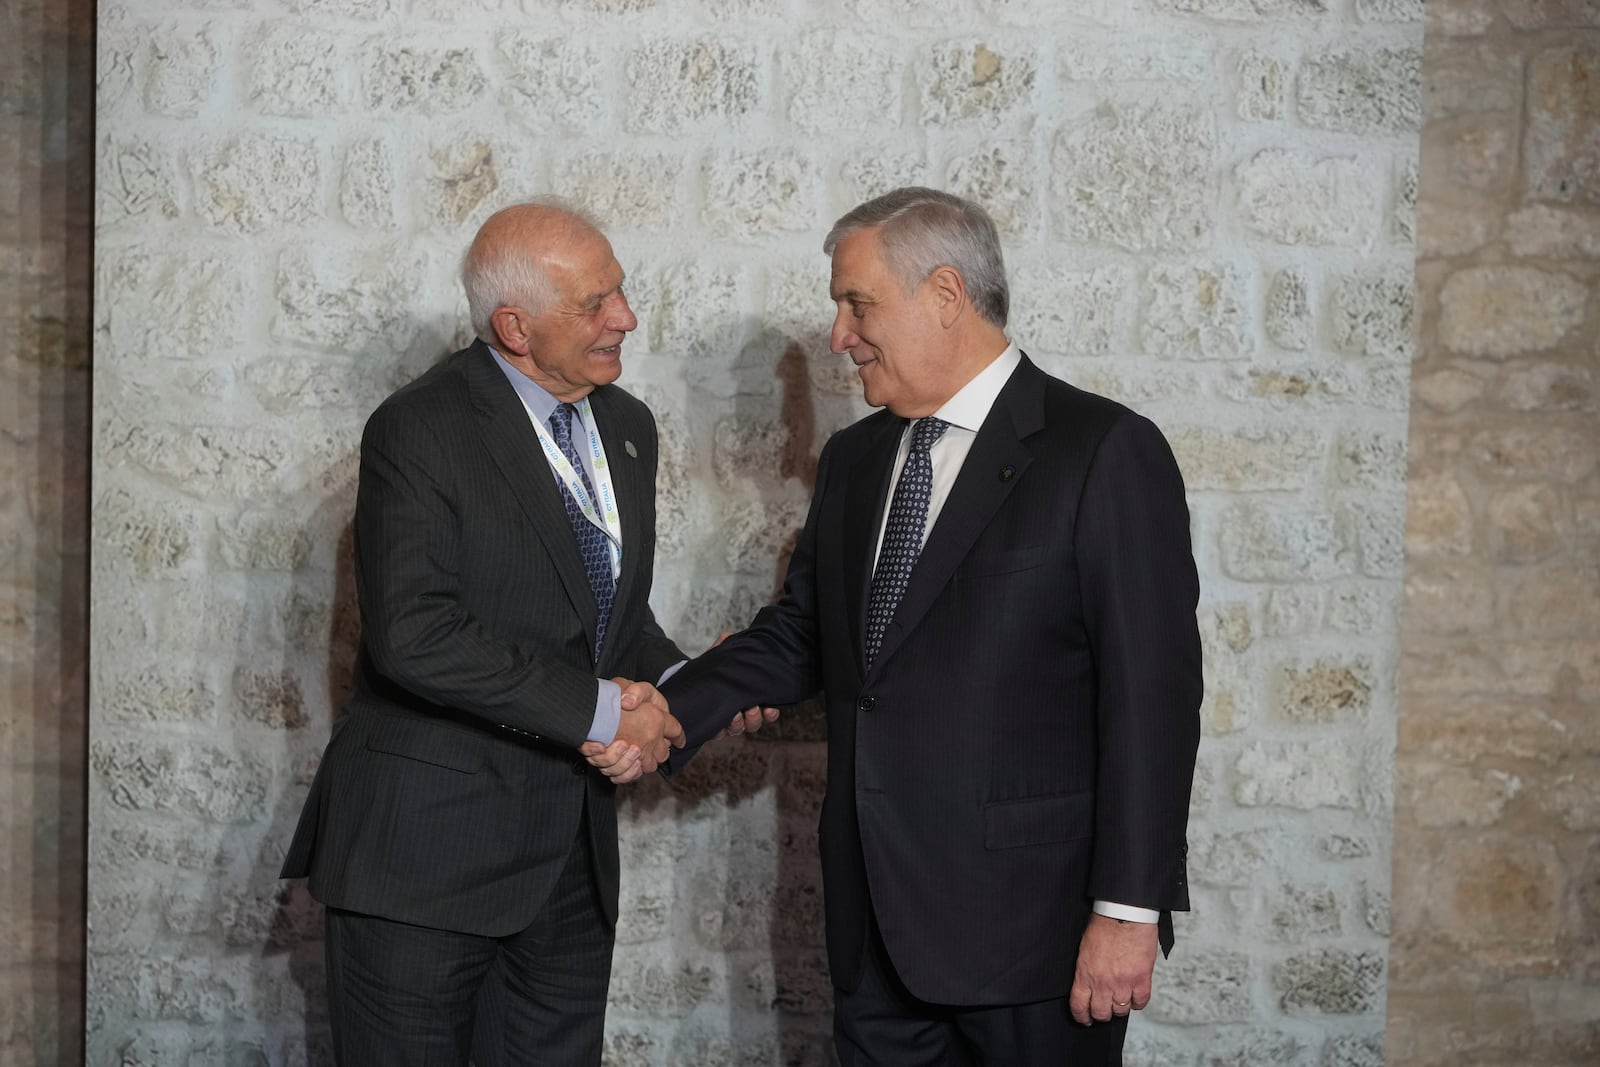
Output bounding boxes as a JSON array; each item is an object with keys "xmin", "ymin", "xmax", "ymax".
[{"xmin": 580, "ymin": 677, "xmax": 684, "ymax": 784}]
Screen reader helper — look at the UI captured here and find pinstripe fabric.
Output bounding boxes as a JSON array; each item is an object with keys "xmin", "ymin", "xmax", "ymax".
[
  {"xmin": 664, "ymin": 354, "xmax": 1202, "ymax": 1011},
  {"xmin": 281, "ymin": 341, "xmax": 685, "ymax": 1056}
]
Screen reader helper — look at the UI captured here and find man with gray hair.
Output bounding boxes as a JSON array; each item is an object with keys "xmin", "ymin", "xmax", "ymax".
[
  {"xmin": 282, "ymin": 200, "xmax": 759, "ymax": 1064},
  {"xmin": 655, "ymin": 187, "xmax": 1203, "ymax": 1063}
]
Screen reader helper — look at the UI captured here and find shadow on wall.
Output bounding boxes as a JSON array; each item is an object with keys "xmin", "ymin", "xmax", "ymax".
[
  {"xmin": 616, "ymin": 316, "xmax": 839, "ymax": 1063},
  {"xmin": 251, "ymin": 325, "xmax": 462, "ymax": 1064}
]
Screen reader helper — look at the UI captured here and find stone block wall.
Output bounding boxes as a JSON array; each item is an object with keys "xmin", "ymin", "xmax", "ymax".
[
  {"xmin": 89, "ymin": 1, "xmax": 1422, "ymax": 1063},
  {"xmin": 1388, "ymin": 4, "xmax": 1600, "ymax": 1065},
  {"xmin": 0, "ymin": 0, "xmax": 93, "ymax": 1063}
]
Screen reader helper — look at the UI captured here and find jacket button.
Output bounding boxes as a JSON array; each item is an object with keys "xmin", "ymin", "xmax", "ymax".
[
  {"xmin": 857, "ymin": 695, "xmax": 876, "ymax": 713},
  {"xmin": 572, "ymin": 760, "xmax": 588, "ymax": 776}
]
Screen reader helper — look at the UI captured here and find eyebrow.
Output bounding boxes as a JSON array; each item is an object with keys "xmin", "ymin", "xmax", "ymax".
[{"xmin": 831, "ymin": 287, "xmax": 871, "ymax": 303}]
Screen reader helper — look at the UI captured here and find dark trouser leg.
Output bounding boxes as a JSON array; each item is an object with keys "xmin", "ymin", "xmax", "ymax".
[
  {"xmin": 324, "ymin": 907, "xmax": 497, "ymax": 1066},
  {"xmin": 471, "ymin": 813, "xmax": 614, "ymax": 1067},
  {"xmin": 834, "ymin": 911, "xmax": 1127, "ymax": 1066}
]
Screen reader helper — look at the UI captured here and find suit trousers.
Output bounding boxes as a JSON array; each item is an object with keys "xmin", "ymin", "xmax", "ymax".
[
  {"xmin": 323, "ymin": 809, "xmax": 613, "ymax": 1066},
  {"xmin": 834, "ymin": 911, "xmax": 1127, "ymax": 1067}
]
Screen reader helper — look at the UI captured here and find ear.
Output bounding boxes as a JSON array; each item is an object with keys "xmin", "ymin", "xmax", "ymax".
[
  {"xmin": 929, "ymin": 266, "xmax": 967, "ymax": 329},
  {"xmin": 490, "ymin": 306, "xmax": 531, "ymax": 357}
]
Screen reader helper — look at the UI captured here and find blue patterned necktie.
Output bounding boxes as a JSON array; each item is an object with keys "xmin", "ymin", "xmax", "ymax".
[
  {"xmin": 549, "ymin": 403, "xmax": 615, "ymax": 659},
  {"xmin": 865, "ymin": 416, "xmax": 949, "ymax": 670}
]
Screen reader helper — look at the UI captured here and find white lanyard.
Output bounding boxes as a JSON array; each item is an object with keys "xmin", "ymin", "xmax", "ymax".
[{"xmin": 520, "ymin": 396, "xmax": 624, "ymax": 580}]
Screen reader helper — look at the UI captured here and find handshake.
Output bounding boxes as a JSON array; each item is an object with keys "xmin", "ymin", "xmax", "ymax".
[{"xmin": 579, "ymin": 678, "xmax": 777, "ymax": 785}]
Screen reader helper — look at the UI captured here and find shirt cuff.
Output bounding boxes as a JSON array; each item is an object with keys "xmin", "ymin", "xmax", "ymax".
[
  {"xmin": 657, "ymin": 659, "xmax": 688, "ymax": 686},
  {"xmin": 589, "ymin": 678, "xmax": 622, "ymax": 745},
  {"xmin": 1093, "ymin": 900, "xmax": 1160, "ymax": 924}
]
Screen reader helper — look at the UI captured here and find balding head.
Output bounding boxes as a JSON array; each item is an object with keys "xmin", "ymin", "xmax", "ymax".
[{"xmin": 462, "ymin": 198, "xmax": 603, "ymax": 342}]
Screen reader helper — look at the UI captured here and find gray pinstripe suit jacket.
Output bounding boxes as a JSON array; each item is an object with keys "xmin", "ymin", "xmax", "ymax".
[{"xmin": 281, "ymin": 340, "xmax": 685, "ymax": 936}]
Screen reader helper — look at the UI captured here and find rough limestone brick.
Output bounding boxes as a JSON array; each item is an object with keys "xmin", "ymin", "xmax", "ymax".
[
  {"xmin": 97, "ymin": 137, "xmax": 180, "ymax": 228},
  {"xmin": 1236, "ymin": 49, "xmax": 1289, "ymax": 121},
  {"xmin": 1220, "ymin": 502, "xmax": 1349, "ymax": 581},
  {"xmin": 282, "ymin": 0, "xmax": 395, "ymax": 16},
  {"xmin": 1499, "ymin": 361, "xmax": 1595, "ymax": 414},
  {"xmin": 1265, "ymin": 882, "xmax": 1342, "ymax": 940},
  {"xmin": 560, "ymin": 152, "xmax": 683, "ymax": 233},
  {"xmin": 1235, "ymin": 739, "xmax": 1372, "ymax": 811},
  {"xmin": 1297, "ymin": 47, "xmax": 1422, "ymax": 134},
  {"xmin": 1169, "ymin": 425, "xmax": 1324, "ymax": 492},
  {"xmin": 98, "ymin": 251, "xmax": 247, "ymax": 367},
  {"xmin": 1393, "ymin": 154, "xmax": 1418, "ymax": 245},
  {"xmin": 840, "ymin": 154, "xmax": 932, "ymax": 207},
  {"xmin": 783, "ymin": 32, "xmax": 904, "ymax": 135},
  {"xmin": 338, "ymin": 137, "xmax": 394, "ymax": 229},
  {"xmin": 144, "ymin": 27, "xmax": 219, "ymax": 118},
  {"xmin": 646, "ymin": 262, "xmax": 743, "ymax": 363},
  {"xmin": 361, "ymin": 41, "xmax": 486, "ymax": 114},
  {"xmin": 99, "ymin": 667, "xmax": 215, "ymax": 727},
  {"xmin": 1265, "ymin": 586, "xmax": 1324, "ymax": 636},
  {"xmin": 703, "ymin": 148, "xmax": 818, "ymax": 238},
  {"xmin": 1154, "ymin": 0, "xmax": 1327, "ymax": 18},
  {"xmin": 1440, "ymin": 266, "xmax": 1589, "ymax": 359},
  {"xmin": 1052, "ymin": 100, "xmax": 1215, "ymax": 252},
  {"xmin": 1505, "ymin": 204, "xmax": 1600, "ymax": 259},
  {"xmin": 1510, "ymin": 3, "xmax": 1600, "ymax": 29},
  {"xmin": 93, "ymin": 487, "xmax": 199, "ymax": 576},
  {"xmin": 1141, "ymin": 262, "xmax": 1254, "ymax": 361},
  {"xmin": 1469, "ymin": 424, "xmax": 1596, "ymax": 483},
  {"xmin": 1325, "ymin": 1032, "xmax": 1386, "ymax": 1067},
  {"xmin": 272, "ymin": 243, "xmax": 426, "ymax": 352},
  {"xmin": 1059, "ymin": 34, "xmax": 1214, "ymax": 82},
  {"xmin": 1275, "ymin": 950, "xmax": 1385, "ymax": 1014},
  {"xmin": 1411, "ymin": 367, "xmax": 1484, "ymax": 414},
  {"xmin": 946, "ymin": 143, "xmax": 1037, "ymax": 237},
  {"xmin": 248, "ymin": 22, "xmax": 343, "ymax": 116},
  {"xmin": 1485, "ymin": 483, "xmax": 1565, "ymax": 563},
  {"xmin": 496, "ymin": 34, "xmax": 605, "ymax": 132},
  {"xmin": 1277, "ymin": 656, "xmax": 1374, "ymax": 725},
  {"xmin": 194, "ymin": 134, "xmax": 321, "ymax": 235},
  {"xmin": 424, "ymin": 136, "xmax": 500, "ymax": 229},
  {"xmin": 1356, "ymin": 0, "xmax": 1422, "ymax": 21},
  {"xmin": 1195, "ymin": 1030, "xmax": 1312, "ymax": 1067},
  {"xmin": 918, "ymin": 40, "xmax": 1037, "ymax": 127},
  {"xmin": 91, "ymin": 740, "xmax": 272, "ymax": 823},
  {"xmin": 1336, "ymin": 430, "xmax": 1408, "ymax": 491},
  {"xmin": 1527, "ymin": 47, "xmax": 1600, "ymax": 204},
  {"xmin": 1264, "ymin": 269, "xmax": 1312, "ymax": 351},
  {"xmin": 624, "ymin": 38, "xmax": 760, "ymax": 134},
  {"xmin": 1191, "ymin": 827, "xmax": 1275, "ymax": 885},
  {"xmin": 1008, "ymin": 265, "xmax": 1129, "ymax": 358},
  {"xmin": 1237, "ymin": 149, "xmax": 1380, "ymax": 246},
  {"xmin": 1331, "ymin": 268, "xmax": 1414, "ymax": 361},
  {"xmin": 1148, "ymin": 949, "xmax": 1252, "ymax": 1023}
]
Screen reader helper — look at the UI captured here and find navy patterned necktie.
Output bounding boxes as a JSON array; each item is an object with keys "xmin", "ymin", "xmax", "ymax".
[
  {"xmin": 549, "ymin": 403, "xmax": 615, "ymax": 658},
  {"xmin": 865, "ymin": 416, "xmax": 949, "ymax": 670}
]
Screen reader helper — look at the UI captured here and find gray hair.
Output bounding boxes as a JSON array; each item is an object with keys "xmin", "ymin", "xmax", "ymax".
[
  {"xmin": 461, "ymin": 196, "xmax": 602, "ymax": 341},
  {"xmin": 822, "ymin": 187, "xmax": 1009, "ymax": 328}
]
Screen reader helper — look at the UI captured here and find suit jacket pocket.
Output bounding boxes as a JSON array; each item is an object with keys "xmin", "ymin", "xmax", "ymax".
[
  {"xmin": 365, "ymin": 712, "xmax": 486, "ymax": 774},
  {"xmin": 957, "ymin": 543, "xmax": 1049, "ymax": 578},
  {"xmin": 984, "ymin": 791, "xmax": 1093, "ymax": 850}
]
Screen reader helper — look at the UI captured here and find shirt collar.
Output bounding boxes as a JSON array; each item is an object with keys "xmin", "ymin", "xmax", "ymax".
[
  {"xmin": 930, "ymin": 341, "xmax": 1021, "ymax": 434},
  {"xmin": 488, "ymin": 344, "xmax": 564, "ymax": 425}
]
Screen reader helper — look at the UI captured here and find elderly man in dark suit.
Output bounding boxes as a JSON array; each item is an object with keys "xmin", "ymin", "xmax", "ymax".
[
  {"xmin": 653, "ymin": 188, "xmax": 1203, "ymax": 1065},
  {"xmin": 281, "ymin": 200, "xmax": 756, "ymax": 1064}
]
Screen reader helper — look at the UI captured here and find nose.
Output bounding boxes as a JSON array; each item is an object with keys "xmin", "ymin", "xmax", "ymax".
[
  {"xmin": 609, "ymin": 290, "xmax": 638, "ymax": 333},
  {"xmin": 829, "ymin": 310, "xmax": 857, "ymax": 355}
]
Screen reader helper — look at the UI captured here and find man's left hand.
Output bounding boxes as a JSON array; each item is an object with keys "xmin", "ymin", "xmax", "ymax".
[{"xmin": 1069, "ymin": 913, "xmax": 1159, "ymax": 1025}]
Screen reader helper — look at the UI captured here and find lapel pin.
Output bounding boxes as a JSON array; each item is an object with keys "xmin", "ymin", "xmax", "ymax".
[
  {"xmin": 624, "ymin": 440, "xmax": 637, "ymax": 458},
  {"xmin": 999, "ymin": 465, "xmax": 1016, "ymax": 482}
]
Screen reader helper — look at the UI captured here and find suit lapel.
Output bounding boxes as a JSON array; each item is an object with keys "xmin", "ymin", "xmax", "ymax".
[
  {"xmin": 588, "ymin": 386, "xmax": 645, "ymax": 672},
  {"xmin": 843, "ymin": 414, "xmax": 906, "ymax": 676},
  {"xmin": 867, "ymin": 357, "xmax": 1046, "ymax": 676},
  {"xmin": 464, "ymin": 342, "xmax": 601, "ymax": 652}
]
